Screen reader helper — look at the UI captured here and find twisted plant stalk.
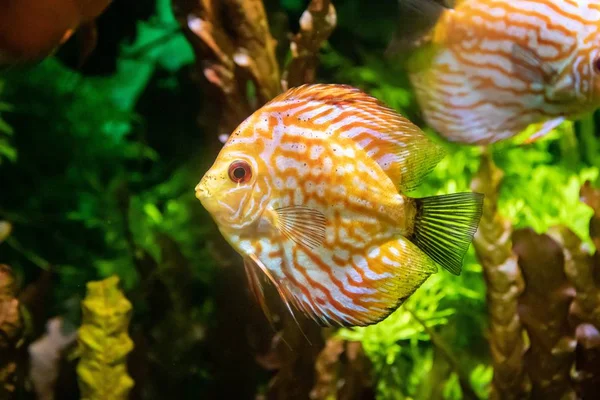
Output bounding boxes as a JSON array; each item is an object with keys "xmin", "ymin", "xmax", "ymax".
[
  {"xmin": 512, "ymin": 228, "xmax": 577, "ymax": 399},
  {"xmin": 471, "ymin": 153, "xmax": 600, "ymax": 399},
  {"xmin": 470, "ymin": 153, "xmax": 530, "ymax": 399}
]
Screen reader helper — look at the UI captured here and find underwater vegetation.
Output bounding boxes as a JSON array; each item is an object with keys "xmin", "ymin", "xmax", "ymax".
[{"xmin": 2, "ymin": 0, "xmax": 600, "ymax": 399}]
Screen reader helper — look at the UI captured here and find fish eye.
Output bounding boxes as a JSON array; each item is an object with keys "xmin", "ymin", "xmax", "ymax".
[
  {"xmin": 594, "ymin": 57, "xmax": 600, "ymax": 74},
  {"xmin": 228, "ymin": 160, "xmax": 252, "ymax": 184}
]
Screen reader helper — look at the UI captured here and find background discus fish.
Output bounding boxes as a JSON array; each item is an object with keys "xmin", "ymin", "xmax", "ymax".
[
  {"xmin": 396, "ymin": 0, "xmax": 600, "ymax": 145},
  {"xmin": 195, "ymin": 84, "xmax": 484, "ymax": 327},
  {"xmin": 0, "ymin": 0, "xmax": 112, "ymax": 67}
]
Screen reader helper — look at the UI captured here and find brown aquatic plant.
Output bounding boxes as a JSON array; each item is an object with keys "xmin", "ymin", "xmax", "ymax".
[
  {"xmin": 512, "ymin": 228, "xmax": 577, "ymax": 399},
  {"xmin": 281, "ymin": 0, "xmax": 337, "ymax": 90},
  {"xmin": 171, "ymin": 0, "xmax": 281, "ymax": 137},
  {"xmin": 471, "ymin": 154, "xmax": 600, "ymax": 399},
  {"xmin": 0, "ymin": 264, "xmax": 23, "ymax": 399},
  {"xmin": 470, "ymin": 152, "xmax": 530, "ymax": 399},
  {"xmin": 171, "ymin": 0, "xmax": 336, "ymax": 136},
  {"xmin": 547, "ymin": 183, "xmax": 600, "ymax": 397},
  {"xmin": 574, "ymin": 182, "xmax": 600, "ymax": 330},
  {"xmin": 309, "ymin": 335, "xmax": 373, "ymax": 400}
]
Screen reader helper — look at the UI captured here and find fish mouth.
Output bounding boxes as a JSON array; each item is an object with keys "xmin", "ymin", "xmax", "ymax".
[
  {"xmin": 195, "ymin": 182, "xmax": 209, "ymax": 202},
  {"xmin": 195, "ymin": 181, "xmax": 219, "ymax": 216},
  {"xmin": 195, "ymin": 181, "xmax": 223, "ymax": 222}
]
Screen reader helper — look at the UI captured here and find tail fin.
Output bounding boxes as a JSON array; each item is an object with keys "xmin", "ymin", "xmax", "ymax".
[{"xmin": 409, "ymin": 192, "xmax": 484, "ymax": 275}]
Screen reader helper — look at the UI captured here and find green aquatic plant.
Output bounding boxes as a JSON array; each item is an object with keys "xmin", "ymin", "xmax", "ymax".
[
  {"xmin": 76, "ymin": 275, "xmax": 134, "ymax": 400},
  {"xmin": 493, "ymin": 123, "xmax": 598, "ymax": 247},
  {"xmin": 0, "ymin": 81, "xmax": 15, "ymax": 165}
]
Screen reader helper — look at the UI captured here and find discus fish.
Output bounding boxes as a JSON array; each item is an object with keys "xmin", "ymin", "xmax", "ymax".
[
  {"xmin": 396, "ymin": 0, "xmax": 600, "ymax": 144},
  {"xmin": 195, "ymin": 84, "xmax": 484, "ymax": 327},
  {"xmin": 0, "ymin": 0, "xmax": 112, "ymax": 66}
]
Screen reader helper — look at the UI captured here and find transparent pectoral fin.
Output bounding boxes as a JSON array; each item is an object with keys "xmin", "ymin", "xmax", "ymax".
[
  {"xmin": 523, "ymin": 117, "xmax": 566, "ymax": 144},
  {"xmin": 511, "ymin": 43, "xmax": 557, "ymax": 85},
  {"xmin": 274, "ymin": 206, "xmax": 327, "ymax": 250}
]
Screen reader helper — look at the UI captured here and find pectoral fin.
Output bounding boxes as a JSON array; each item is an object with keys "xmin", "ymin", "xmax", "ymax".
[
  {"xmin": 523, "ymin": 117, "xmax": 566, "ymax": 144},
  {"xmin": 274, "ymin": 206, "xmax": 327, "ymax": 250},
  {"xmin": 512, "ymin": 44, "xmax": 577, "ymax": 104},
  {"xmin": 511, "ymin": 43, "xmax": 558, "ymax": 85}
]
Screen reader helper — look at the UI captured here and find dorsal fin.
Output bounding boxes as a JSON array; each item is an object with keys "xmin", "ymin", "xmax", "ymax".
[
  {"xmin": 384, "ymin": 0, "xmax": 457, "ymax": 62},
  {"xmin": 266, "ymin": 84, "xmax": 446, "ymax": 192}
]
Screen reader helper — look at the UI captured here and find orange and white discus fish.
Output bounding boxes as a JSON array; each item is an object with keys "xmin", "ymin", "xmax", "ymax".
[
  {"xmin": 195, "ymin": 84, "xmax": 484, "ymax": 327},
  {"xmin": 399, "ymin": 0, "xmax": 600, "ymax": 144}
]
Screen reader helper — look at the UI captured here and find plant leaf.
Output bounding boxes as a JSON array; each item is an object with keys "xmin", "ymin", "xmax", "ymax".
[
  {"xmin": 76, "ymin": 275, "xmax": 134, "ymax": 400},
  {"xmin": 0, "ymin": 221, "xmax": 12, "ymax": 244}
]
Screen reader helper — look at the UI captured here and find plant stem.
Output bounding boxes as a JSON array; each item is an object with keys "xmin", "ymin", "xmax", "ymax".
[
  {"xmin": 405, "ymin": 306, "xmax": 481, "ymax": 400},
  {"xmin": 559, "ymin": 122, "xmax": 580, "ymax": 170},
  {"xmin": 580, "ymin": 113, "xmax": 597, "ymax": 167},
  {"xmin": 5, "ymin": 237, "xmax": 51, "ymax": 271}
]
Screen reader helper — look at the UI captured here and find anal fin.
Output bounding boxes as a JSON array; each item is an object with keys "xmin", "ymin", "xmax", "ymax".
[
  {"xmin": 244, "ymin": 254, "xmax": 310, "ymax": 341},
  {"xmin": 243, "ymin": 257, "xmax": 273, "ymax": 325},
  {"xmin": 344, "ymin": 237, "xmax": 439, "ymax": 327}
]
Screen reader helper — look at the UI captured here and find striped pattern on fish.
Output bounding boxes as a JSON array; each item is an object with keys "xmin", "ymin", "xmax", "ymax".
[
  {"xmin": 196, "ymin": 84, "xmax": 483, "ymax": 327},
  {"xmin": 215, "ymin": 86, "xmax": 432, "ymax": 325},
  {"xmin": 408, "ymin": 0, "xmax": 600, "ymax": 144}
]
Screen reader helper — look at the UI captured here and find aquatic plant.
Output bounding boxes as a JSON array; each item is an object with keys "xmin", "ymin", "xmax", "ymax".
[
  {"xmin": 76, "ymin": 276, "xmax": 134, "ymax": 400},
  {"xmin": 0, "ymin": 264, "xmax": 22, "ymax": 398},
  {"xmin": 0, "ymin": 81, "xmax": 15, "ymax": 165}
]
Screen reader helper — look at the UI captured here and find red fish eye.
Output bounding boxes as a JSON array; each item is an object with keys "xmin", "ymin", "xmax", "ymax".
[
  {"xmin": 228, "ymin": 160, "xmax": 252, "ymax": 183},
  {"xmin": 594, "ymin": 57, "xmax": 600, "ymax": 73}
]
